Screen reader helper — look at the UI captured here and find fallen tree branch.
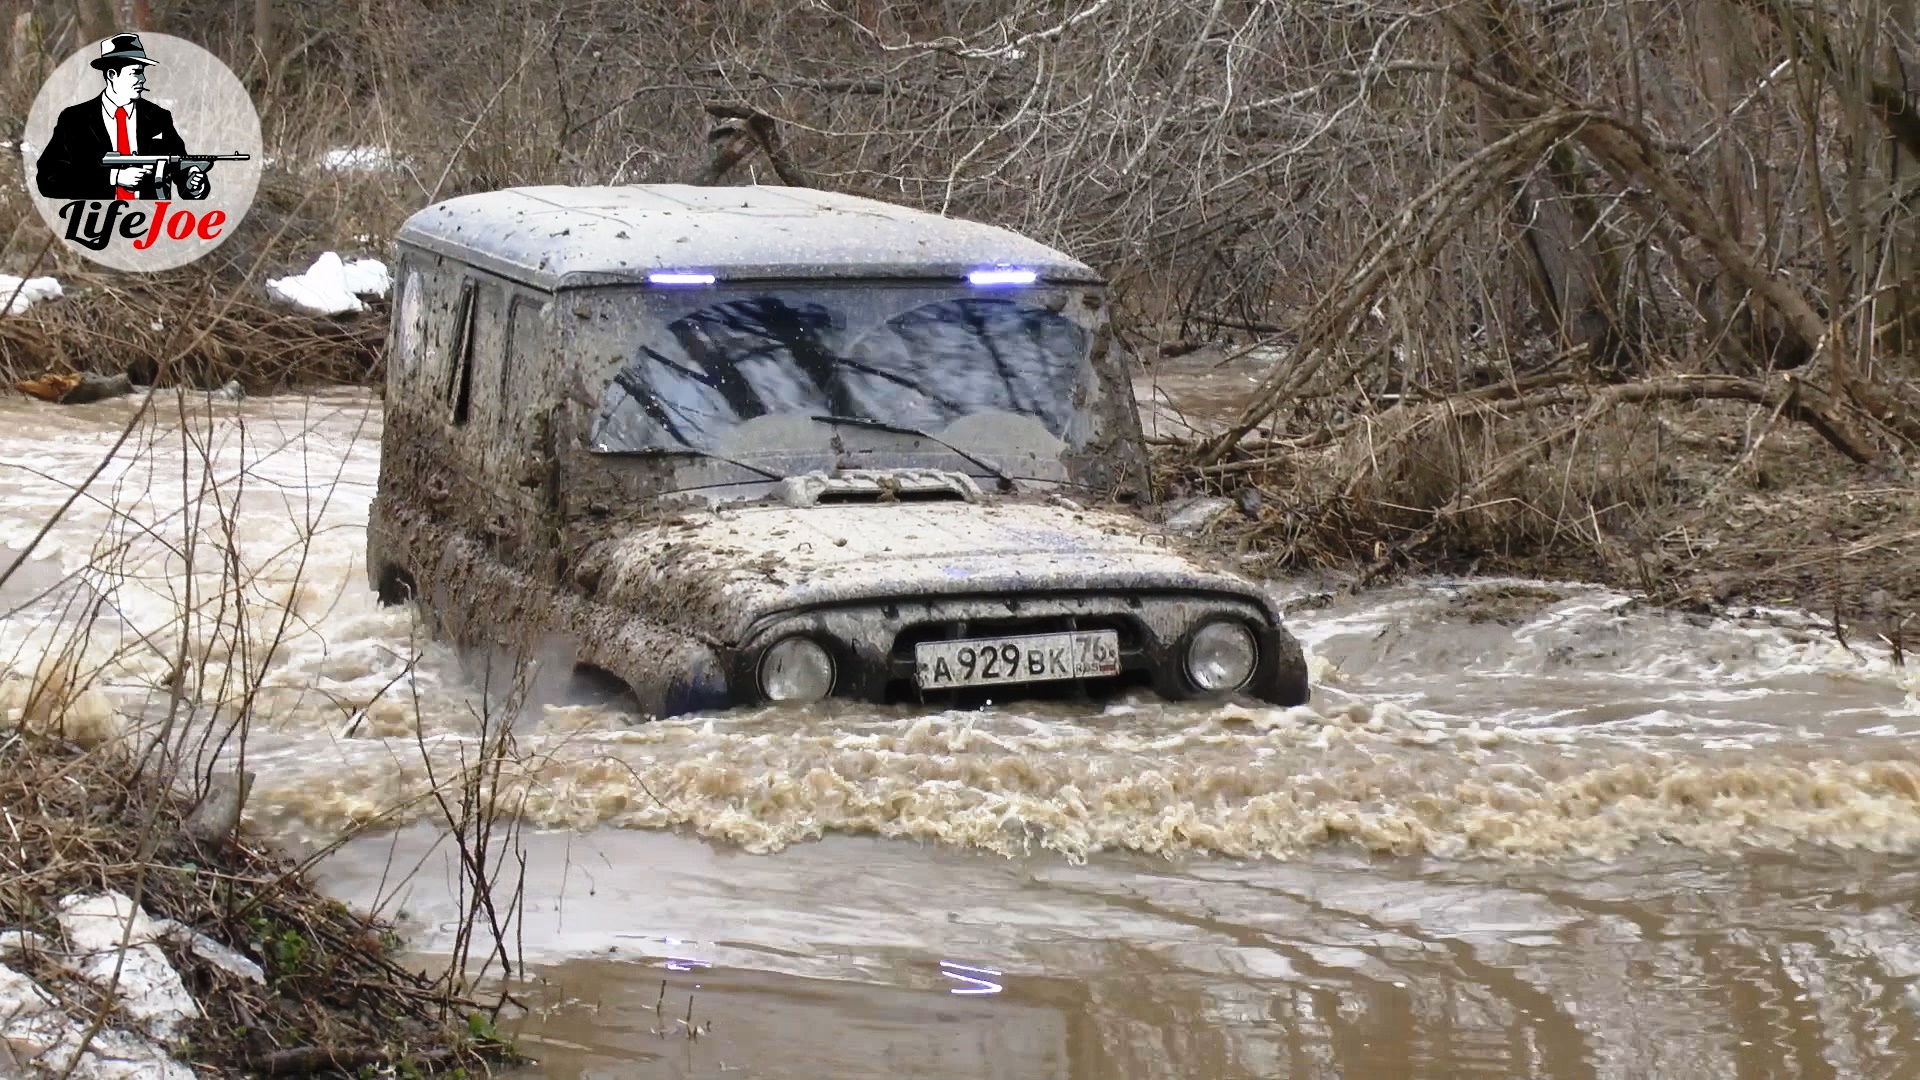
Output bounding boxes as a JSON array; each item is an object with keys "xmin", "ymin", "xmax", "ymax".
[
  {"xmin": 693, "ymin": 101, "xmax": 814, "ymax": 187},
  {"xmin": 247, "ymin": 1043, "xmax": 464, "ymax": 1076}
]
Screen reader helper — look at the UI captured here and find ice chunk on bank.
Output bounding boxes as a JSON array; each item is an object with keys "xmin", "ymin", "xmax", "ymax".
[
  {"xmin": 266, "ymin": 252, "xmax": 391, "ymax": 315},
  {"xmin": 1163, "ymin": 496, "xmax": 1235, "ymax": 534},
  {"xmin": 0, "ymin": 892, "xmax": 258, "ymax": 1077},
  {"xmin": 56, "ymin": 892, "xmax": 200, "ymax": 1043},
  {"xmin": 165, "ymin": 922, "xmax": 264, "ymax": 985},
  {"xmin": 1, "ymin": 275, "xmax": 62, "ymax": 316}
]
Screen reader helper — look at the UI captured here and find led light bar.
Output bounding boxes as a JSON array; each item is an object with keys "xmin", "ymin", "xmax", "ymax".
[
  {"xmin": 647, "ymin": 271, "xmax": 716, "ymax": 286},
  {"xmin": 966, "ymin": 267, "xmax": 1037, "ymax": 287}
]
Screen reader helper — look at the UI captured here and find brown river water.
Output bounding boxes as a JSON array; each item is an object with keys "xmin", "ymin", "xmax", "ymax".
[{"xmin": 2, "ymin": 386, "xmax": 1918, "ymax": 1078}]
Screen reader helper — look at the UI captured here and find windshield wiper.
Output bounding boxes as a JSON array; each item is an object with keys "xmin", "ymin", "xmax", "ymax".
[
  {"xmin": 592, "ymin": 445, "xmax": 785, "ymax": 483},
  {"xmin": 809, "ymin": 414, "xmax": 1017, "ymax": 492}
]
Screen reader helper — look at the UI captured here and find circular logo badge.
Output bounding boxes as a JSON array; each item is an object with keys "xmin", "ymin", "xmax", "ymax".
[{"xmin": 19, "ymin": 32, "xmax": 262, "ymax": 272}]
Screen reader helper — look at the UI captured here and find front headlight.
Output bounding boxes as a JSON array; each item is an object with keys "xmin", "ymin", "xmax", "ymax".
[
  {"xmin": 759, "ymin": 636, "xmax": 835, "ymax": 702},
  {"xmin": 1186, "ymin": 621, "xmax": 1256, "ymax": 692}
]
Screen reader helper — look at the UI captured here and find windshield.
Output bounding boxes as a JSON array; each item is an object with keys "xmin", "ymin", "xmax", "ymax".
[{"xmin": 583, "ymin": 285, "xmax": 1094, "ymax": 454}]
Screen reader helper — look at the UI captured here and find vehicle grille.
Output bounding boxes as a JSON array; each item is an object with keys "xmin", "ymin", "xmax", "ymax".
[{"xmin": 890, "ymin": 613, "xmax": 1140, "ymax": 654}]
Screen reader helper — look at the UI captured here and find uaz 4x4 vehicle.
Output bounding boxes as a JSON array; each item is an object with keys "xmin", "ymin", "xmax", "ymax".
[{"xmin": 366, "ymin": 184, "xmax": 1309, "ymax": 715}]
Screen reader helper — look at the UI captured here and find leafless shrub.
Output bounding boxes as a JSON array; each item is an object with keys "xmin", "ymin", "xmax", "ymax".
[
  {"xmin": 0, "ymin": 366, "xmax": 522, "ymax": 1072},
  {"xmin": 4, "ymin": 0, "xmax": 1919, "ymax": 599},
  {"xmin": 2, "ymin": 0, "xmax": 1913, "ymax": 412}
]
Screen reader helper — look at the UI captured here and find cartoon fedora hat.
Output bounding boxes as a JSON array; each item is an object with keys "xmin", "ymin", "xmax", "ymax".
[{"xmin": 90, "ymin": 33, "xmax": 159, "ymax": 69}]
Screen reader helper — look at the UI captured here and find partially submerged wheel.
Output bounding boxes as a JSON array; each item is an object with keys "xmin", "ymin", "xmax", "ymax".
[
  {"xmin": 564, "ymin": 662, "xmax": 643, "ymax": 711},
  {"xmin": 374, "ymin": 564, "xmax": 417, "ymax": 607}
]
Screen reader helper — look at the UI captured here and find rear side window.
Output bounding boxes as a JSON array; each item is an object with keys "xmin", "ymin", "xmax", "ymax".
[
  {"xmin": 391, "ymin": 266, "xmax": 424, "ymax": 376},
  {"xmin": 503, "ymin": 295, "xmax": 545, "ymax": 416}
]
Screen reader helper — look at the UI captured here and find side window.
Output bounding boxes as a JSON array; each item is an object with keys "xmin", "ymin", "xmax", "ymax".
[{"xmin": 444, "ymin": 277, "xmax": 476, "ymax": 425}]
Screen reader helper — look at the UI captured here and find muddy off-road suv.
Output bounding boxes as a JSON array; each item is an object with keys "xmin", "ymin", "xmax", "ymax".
[{"xmin": 366, "ymin": 184, "xmax": 1309, "ymax": 716}]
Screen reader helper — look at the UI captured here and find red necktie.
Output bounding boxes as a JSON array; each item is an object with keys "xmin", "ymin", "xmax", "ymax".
[{"xmin": 114, "ymin": 107, "xmax": 133, "ymax": 200}]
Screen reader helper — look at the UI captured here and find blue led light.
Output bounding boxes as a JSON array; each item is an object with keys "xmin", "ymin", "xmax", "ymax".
[
  {"xmin": 648, "ymin": 271, "xmax": 717, "ymax": 286},
  {"xmin": 966, "ymin": 268, "xmax": 1037, "ymax": 287}
]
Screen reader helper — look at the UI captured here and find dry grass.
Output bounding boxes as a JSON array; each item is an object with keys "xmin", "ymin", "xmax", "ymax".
[{"xmin": 1157, "ymin": 387, "xmax": 1919, "ymax": 635}]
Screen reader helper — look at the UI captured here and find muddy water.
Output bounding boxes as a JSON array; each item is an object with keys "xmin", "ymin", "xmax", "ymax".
[{"xmin": 3, "ymin": 389, "xmax": 1920, "ymax": 1077}]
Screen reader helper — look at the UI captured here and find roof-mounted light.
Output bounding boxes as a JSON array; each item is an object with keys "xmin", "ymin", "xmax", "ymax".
[
  {"xmin": 966, "ymin": 267, "xmax": 1037, "ymax": 287},
  {"xmin": 647, "ymin": 271, "xmax": 716, "ymax": 286}
]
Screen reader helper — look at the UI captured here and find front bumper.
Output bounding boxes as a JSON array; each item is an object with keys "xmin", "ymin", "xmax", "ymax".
[{"xmin": 719, "ymin": 591, "xmax": 1310, "ymax": 710}]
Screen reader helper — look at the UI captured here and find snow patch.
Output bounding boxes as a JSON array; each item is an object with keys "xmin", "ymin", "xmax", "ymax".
[
  {"xmin": 0, "ymin": 930, "xmax": 50, "ymax": 957},
  {"xmin": 173, "ymin": 928, "xmax": 265, "ymax": 985},
  {"xmin": 266, "ymin": 252, "xmax": 391, "ymax": 315},
  {"xmin": 320, "ymin": 145, "xmax": 404, "ymax": 172},
  {"xmin": 1164, "ymin": 496, "xmax": 1235, "ymax": 534},
  {"xmin": 1, "ymin": 276, "xmax": 63, "ymax": 316},
  {"xmin": 0, "ymin": 958, "xmax": 194, "ymax": 1080},
  {"xmin": 0, "ymin": 887, "xmax": 274, "ymax": 1068},
  {"xmin": 56, "ymin": 892, "xmax": 201, "ymax": 1043},
  {"xmin": 0, "ymin": 889, "xmax": 263, "ymax": 1076}
]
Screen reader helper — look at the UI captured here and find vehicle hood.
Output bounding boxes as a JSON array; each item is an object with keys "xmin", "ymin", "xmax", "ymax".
[{"xmin": 584, "ymin": 500, "xmax": 1264, "ymax": 642}]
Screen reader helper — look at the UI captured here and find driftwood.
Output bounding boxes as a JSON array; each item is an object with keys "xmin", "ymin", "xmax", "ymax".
[
  {"xmin": 13, "ymin": 372, "xmax": 135, "ymax": 405},
  {"xmin": 247, "ymin": 1043, "xmax": 462, "ymax": 1076}
]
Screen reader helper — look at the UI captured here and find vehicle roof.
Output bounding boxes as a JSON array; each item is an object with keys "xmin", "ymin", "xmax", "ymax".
[{"xmin": 395, "ymin": 183, "xmax": 1104, "ymax": 290}]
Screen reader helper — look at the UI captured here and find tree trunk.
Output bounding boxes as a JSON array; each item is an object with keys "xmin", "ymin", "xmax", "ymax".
[
  {"xmin": 255, "ymin": 0, "xmax": 276, "ymax": 76},
  {"xmin": 1460, "ymin": 2, "xmax": 1634, "ymax": 375}
]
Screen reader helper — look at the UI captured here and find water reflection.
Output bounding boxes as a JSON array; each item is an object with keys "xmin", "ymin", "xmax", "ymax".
[
  {"xmin": 315, "ymin": 829, "xmax": 1920, "ymax": 1079},
  {"xmin": 940, "ymin": 960, "xmax": 1004, "ymax": 995}
]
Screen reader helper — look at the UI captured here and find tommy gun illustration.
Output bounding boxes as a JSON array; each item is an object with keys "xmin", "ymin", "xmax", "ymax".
[{"xmin": 99, "ymin": 151, "xmax": 250, "ymax": 200}]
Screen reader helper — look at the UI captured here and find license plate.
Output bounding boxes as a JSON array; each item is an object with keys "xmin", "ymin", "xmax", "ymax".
[{"xmin": 914, "ymin": 630, "xmax": 1120, "ymax": 689}]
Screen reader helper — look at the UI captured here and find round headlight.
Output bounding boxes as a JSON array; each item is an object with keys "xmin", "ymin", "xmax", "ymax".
[
  {"xmin": 759, "ymin": 636, "xmax": 834, "ymax": 702},
  {"xmin": 1186, "ymin": 621, "xmax": 1257, "ymax": 693}
]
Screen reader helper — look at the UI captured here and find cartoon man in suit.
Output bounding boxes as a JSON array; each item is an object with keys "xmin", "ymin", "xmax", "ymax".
[{"xmin": 35, "ymin": 33, "xmax": 204, "ymax": 201}]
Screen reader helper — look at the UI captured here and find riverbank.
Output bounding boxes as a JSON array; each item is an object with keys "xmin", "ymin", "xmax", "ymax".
[
  {"xmin": 0, "ymin": 729, "xmax": 513, "ymax": 1077},
  {"xmin": 1140, "ymin": 352, "xmax": 1918, "ymax": 649}
]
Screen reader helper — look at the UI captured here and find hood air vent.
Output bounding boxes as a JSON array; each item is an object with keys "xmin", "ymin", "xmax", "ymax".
[{"xmin": 778, "ymin": 469, "xmax": 984, "ymax": 507}]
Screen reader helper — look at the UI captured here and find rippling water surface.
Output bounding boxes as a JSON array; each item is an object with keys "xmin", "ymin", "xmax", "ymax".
[{"xmin": 2, "ymin": 389, "xmax": 1917, "ymax": 1078}]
